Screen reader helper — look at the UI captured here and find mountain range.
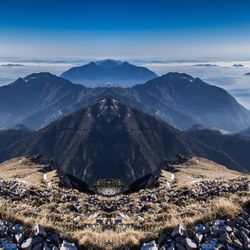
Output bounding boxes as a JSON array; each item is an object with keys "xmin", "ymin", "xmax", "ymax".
[
  {"xmin": 61, "ymin": 59, "xmax": 158, "ymax": 86},
  {"xmin": 0, "ymin": 96, "xmax": 247, "ymax": 186},
  {"xmin": 0, "ymin": 70, "xmax": 249, "ymax": 132}
]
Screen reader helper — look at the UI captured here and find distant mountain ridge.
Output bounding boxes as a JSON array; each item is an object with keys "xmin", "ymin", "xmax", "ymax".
[
  {"xmin": 60, "ymin": 59, "xmax": 158, "ymax": 86},
  {"xmin": 0, "ymin": 96, "xmax": 245, "ymax": 185},
  {"xmin": 0, "ymin": 71, "xmax": 250, "ymax": 132},
  {"xmin": 130, "ymin": 72, "xmax": 250, "ymax": 132},
  {"xmin": 0, "ymin": 72, "xmax": 85, "ymax": 129}
]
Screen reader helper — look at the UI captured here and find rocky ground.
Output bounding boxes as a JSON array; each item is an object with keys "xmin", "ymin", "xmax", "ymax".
[
  {"xmin": 0, "ymin": 156, "xmax": 249, "ymax": 249},
  {"xmin": 0, "ymin": 220, "xmax": 77, "ymax": 250},
  {"xmin": 141, "ymin": 211, "xmax": 250, "ymax": 250}
]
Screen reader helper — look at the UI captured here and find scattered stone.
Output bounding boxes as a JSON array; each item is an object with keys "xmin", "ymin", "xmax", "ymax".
[
  {"xmin": 34, "ymin": 224, "xmax": 47, "ymax": 238},
  {"xmin": 60, "ymin": 240, "xmax": 77, "ymax": 250},
  {"xmin": 195, "ymin": 224, "xmax": 206, "ymax": 234},
  {"xmin": 201, "ymin": 239, "xmax": 217, "ymax": 250},
  {"xmin": 232, "ymin": 237, "xmax": 244, "ymax": 249},
  {"xmin": 1, "ymin": 240, "xmax": 17, "ymax": 250},
  {"xmin": 15, "ymin": 233, "xmax": 24, "ymax": 244},
  {"xmin": 141, "ymin": 240, "xmax": 158, "ymax": 250},
  {"xmin": 171, "ymin": 224, "xmax": 184, "ymax": 238},
  {"xmin": 184, "ymin": 238, "xmax": 197, "ymax": 249},
  {"xmin": 21, "ymin": 238, "xmax": 34, "ymax": 250}
]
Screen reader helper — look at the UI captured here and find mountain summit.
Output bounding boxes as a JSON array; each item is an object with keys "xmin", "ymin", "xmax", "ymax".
[{"xmin": 60, "ymin": 59, "xmax": 157, "ymax": 86}]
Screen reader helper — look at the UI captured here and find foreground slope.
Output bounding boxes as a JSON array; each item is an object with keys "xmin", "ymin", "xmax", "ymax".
[
  {"xmin": 0, "ymin": 97, "xmax": 245, "ymax": 185},
  {"xmin": 0, "ymin": 156, "xmax": 248, "ymax": 249}
]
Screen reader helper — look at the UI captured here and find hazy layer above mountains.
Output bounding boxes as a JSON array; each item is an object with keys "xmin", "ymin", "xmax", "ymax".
[{"xmin": 1, "ymin": 58, "xmax": 250, "ymax": 107}]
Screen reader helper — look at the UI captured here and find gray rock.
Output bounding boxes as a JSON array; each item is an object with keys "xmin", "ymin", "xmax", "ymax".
[
  {"xmin": 12, "ymin": 224, "xmax": 23, "ymax": 234},
  {"xmin": 218, "ymin": 232, "xmax": 231, "ymax": 244},
  {"xmin": 235, "ymin": 217, "xmax": 248, "ymax": 227},
  {"xmin": 195, "ymin": 224, "xmax": 206, "ymax": 234},
  {"xmin": 141, "ymin": 241, "xmax": 158, "ymax": 250},
  {"xmin": 242, "ymin": 212, "xmax": 250, "ymax": 220},
  {"xmin": 21, "ymin": 238, "xmax": 34, "ymax": 250},
  {"xmin": 240, "ymin": 226, "xmax": 250, "ymax": 236},
  {"xmin": 48, "ymin": 233, "xmax": 60, "ymax": 245},
  {"xmin": 240, "ymin": 230, "xmax": 249, "ymax": 242},
  {"xmin": 0, "ymin": 224, "xmax": 7, "ymax": 235},
  {"xmin": 184, "ymin": 238, "xmax": 197, "ymax": 250},
  {"xmin": 42, "ymin": 242, "xmax": 50, "ymax": 250},
  {"xmin": 232, "ymin": 238, "xmax": 243, "ymax": 249},
  {"xmin": 175, "ymin": 236, "xmax": 184, "ymax": 244},
  {"xmin": 165, "ymin": 242, "xmax": 175, "ymax": 250},
  {"xmin": 158, "ymin": 232, "xmax": 170, "ymax": 246},
  {"xmin": 200, "ymin": 239, "xmax": 217, "ymax": 250},
  {"xmin": 184, "ymin": 229, "xmax": 196, "ymax": 239},
  {"xmin": 60, "ymin": 241, "xmax": 77, "ymax": 250},
  {"xmin": 171, "ymin": 225, "xmax": 184, "ymax": 238},
  {"xmin": 244, "ymin": 242, "xmax": 250, "ymax": 250},
  {"xmin": 34, "ymin": 225, "xmax": 47, "ymax": 238},
  {"xmin": 220, "ymin": 225, "xmax": 232, "ymax": 233},
  {"xmin": 193, "ymin": 233, "xmax": 203, "ymax": 244},
  {"xmin": 175, "ymin": 242, "xmax": 185, "ymax": 250},
  {"xmin": 32, "ymin": 242, "xmax": 43, "ymax": 250},
  {"xmin": 15, "ymin": 233, "xmax": 24, "ymax": 244},
  {"xmin": 1, "ymin": 240, "xmax": 17, "ymax": 250}
]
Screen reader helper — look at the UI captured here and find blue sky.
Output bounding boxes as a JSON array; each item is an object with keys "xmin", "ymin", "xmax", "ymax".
[{"xmin": 0, "ymin": 0, "xmax": 250, "ymax": 59}]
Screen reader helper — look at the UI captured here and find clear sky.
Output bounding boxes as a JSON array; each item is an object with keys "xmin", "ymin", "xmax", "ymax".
[{"xmin": 0, "ymin": 0, "xmax": 250, "ymax": 59}]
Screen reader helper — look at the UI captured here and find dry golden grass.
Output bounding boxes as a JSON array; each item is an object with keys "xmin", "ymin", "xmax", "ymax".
[
  {"xmin": 0, "ymin": 156, "xmax": 248, "ymax": 249},
  {"xmin": 0, "ymin": 193, "xmax": 248, "ymax": 250},
  {"xmin": 171, "ymin": 157, "xmax": 248, "ymax": 187},
  {"xmin": 0, "ymin": 156, "xmax": 58, "ymax": 187}
]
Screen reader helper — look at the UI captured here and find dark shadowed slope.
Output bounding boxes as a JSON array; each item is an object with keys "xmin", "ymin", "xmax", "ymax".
[
  {"xmin": 132, "ymin": 73, "xmax": 250, "ymax": 132},
  {"xmin": 0, "ymin": 128, "xmax": 32, "ymax": 150},
  {"xmin": 61, "ymin": 59, "xmax": 157, "ymax": 86},
  {"xmin": 0, "ymin": 72, "xmax": 85, "ymax": 129},
  {"xmin": 0, "ymin": 97, "xmax": 243, "ymax": 185},
  {"xmin": 186, "ymin": 128, "xmax": 250, "ymax": 173}
]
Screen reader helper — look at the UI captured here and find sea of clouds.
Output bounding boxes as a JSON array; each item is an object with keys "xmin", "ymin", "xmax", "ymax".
[{"xmin": 0, "ymin": 58, "xmax": 250, "ymax": 108}]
